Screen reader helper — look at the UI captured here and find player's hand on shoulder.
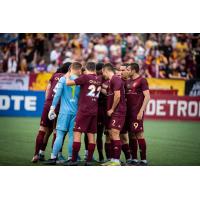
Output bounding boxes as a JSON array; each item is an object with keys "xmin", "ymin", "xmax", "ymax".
[{"xmin": 48, "ymin": 106, "xmax": 56, "ymax": 120}]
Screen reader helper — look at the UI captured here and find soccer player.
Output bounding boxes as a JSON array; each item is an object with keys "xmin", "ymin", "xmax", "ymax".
[
  {"xmin": 65, "ymin": 62, "xmax": 102, "ymax": 166},
  {"xmin": 102, "ymin": 63, "xmax": 126, "ymax": 166},
  {"xmin": 125, "ymin": 63, "xmax": 150, "ymax": 165},
  {"xmin": 44, "ymin": 62, "xmax": 82, "ymax": 165},
  {"xmin": 83, "ymin": 62, "xmax": 105, "ymax": 162},
  {"xmin": 31, "ymin": 62, "xmax": 71, "ymax": 163},
  {"xmin": 118, "ymin": 64, "xmax": 132, "ymax": 164}
]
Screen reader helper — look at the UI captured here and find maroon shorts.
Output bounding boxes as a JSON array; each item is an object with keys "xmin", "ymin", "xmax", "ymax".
[
  {"xmin": 120, "ymin": 116, "xmax": 129, "ymax": 134},
  {"xmin": 127, "ymin": 114, "xmax": 144, "ymax": 133},
  {"xmin": 40, "ymin": 103, "xmax": 54, "ymax": 129},
  {"xmin": 40, "ymin": 102, "xmax": 58, "ymax": 129},
  {"xmin": 74, "ymin": 113, "xmax": 97, "ymax": 134},
  {"xmin": 106, "ymin": 114, "xmax": 125, "ymax": 131}
]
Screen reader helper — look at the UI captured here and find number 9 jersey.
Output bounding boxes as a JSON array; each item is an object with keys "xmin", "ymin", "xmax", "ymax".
[{"xmin": 74, "ymin": 74, "xmax": 102, "ymax": 116}]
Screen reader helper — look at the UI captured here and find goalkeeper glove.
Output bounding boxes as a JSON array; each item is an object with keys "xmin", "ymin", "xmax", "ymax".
[{"xmin": 48, "ymin": 106, "xmax": 56, "ymax": 120}]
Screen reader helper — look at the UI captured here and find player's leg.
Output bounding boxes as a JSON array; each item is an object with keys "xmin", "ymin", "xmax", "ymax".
[
  {"xmin": 120, "ymin": 133, "xmax": 131, "ymax": 163},
  {"xmin": 67, "ymin": 115, "xmax": 76, "ymax": 161},
  {"xmin": 71, "ymin": 131, "xmax": 82, "ymax": 164},
  {"xmin": 44, "ymin": 129, "xmax": 66, "ymax": 165},
  {"xmin": 104, "ymin": 133, "xmax": 112, "ymax": 161},
  {"xmin": 110, "ymin": 128, "xmax": 121, "ymax": 165},
  {"xmin": 129, "ymin": 132, "xmax": 139, "ymax": 165},
  {"xmin": 96, "ymin": 123, "xmax": 104, "ymax": 162},
  {"xmin": 32, "ymin": 125, "xmax": 48, "ymax": 162},
  {"xmin": 135, "ymin": 131, "xmax": 147, "ymax": 165},
  {"xmin": 40, "ymin": 127, "xmax": 53, "ymax": 155},
  {"xmin": 86, "ymin": 133, "xmax": 96, "ymax": 165},
  {"xmin": 84, "ymin": 134, "xmax": 88, "ymax": 160}
]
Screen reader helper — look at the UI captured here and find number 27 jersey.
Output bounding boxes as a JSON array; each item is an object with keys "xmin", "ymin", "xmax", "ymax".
[{"xmin": 74, "ymin": 74, "xmax": 102, "ymax": 116}]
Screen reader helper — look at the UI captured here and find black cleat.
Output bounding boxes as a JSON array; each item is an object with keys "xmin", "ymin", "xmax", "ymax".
[
  {"xmin": 139, "ymin": 161, "xmax": 148, "ymax": 166},
  {"xmin": 131, "ymin": 160, "xmax": 139, "ymax": 166},
  {"xmin": 84, "ymin": 162, "xmax": 95, "ymax": 166},
  {"xmin": 44, "ymin": 159, "xmax": 56, "ymax": 165},
  {"xmin": 64, "ymin": 161, "xmax": 78, "ymax": 166},
  {"xmin": 38, "ymin": 154, "xmax": 45, "ymax": 161}
]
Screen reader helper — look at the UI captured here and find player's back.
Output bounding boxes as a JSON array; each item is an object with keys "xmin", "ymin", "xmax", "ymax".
[
  {"xmin": 59, "ymin": 75, "xmax": 80, "ymax": 115},
  {"xmin": 46, "ymin": 72, "xmax": 64, "ymax": 103},
  {"xmin": 74, "ymin": 74, "xmax": 102, "ymax": 116}
]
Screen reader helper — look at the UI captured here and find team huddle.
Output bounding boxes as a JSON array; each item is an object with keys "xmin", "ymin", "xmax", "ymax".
[{"xmin": 31, "ymin": 61, "xmax": 150, "ymax": 166}]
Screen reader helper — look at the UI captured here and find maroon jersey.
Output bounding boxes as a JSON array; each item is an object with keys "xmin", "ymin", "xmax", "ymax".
[
  {"xmin": 46, "ymin": 72, "xmax": 64, "ymax": 103},
  {"xmin": 74, "ymin": 74, "xmax": 102, "ymax": 116},
  {"xmin": 125, "ymin": 76, "xmax": 149, "ymax": 116},
  {"xmin": 107, "ymin": 75, "xmax": 126, "ymax": 116}
]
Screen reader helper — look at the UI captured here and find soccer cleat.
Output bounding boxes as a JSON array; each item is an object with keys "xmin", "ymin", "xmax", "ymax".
[
  {"xmin": 64, "ymin": 160, "xmax": 78, "ymax": 166},
  {"xmin": 44, "ymin": 159, "xmax": 56, "ymax": 165},
  {"xmin": 101, "ymin": 159, "xmax": 111, "ymax": 166},
  {"xmin": 56, "ymin": 154, "xmax": 66, "ymax": 164},
  {"xmin": 38, "ymin": 154, "xmax": 45, "ymax": 161},
  {"xmin": 101, "ymin": 160, "xmax": 121, "ymax": 166},
  {"xmin": 106, "ymin": 161, "xmax": 121, "ymax": 166},
  {"xmin": 139, "ymin": 160, "xmax": 148, "ymax": 166},
  {"xmin": 131, "ymin": 159, "xmax": 139, "ymax": 166},
  {"xmin": 126, "ymin": 159, "xmax": 133, "ymax": 166},
  {"xmin": 31, "ymin": 155, "xmax": 39, "ymax": 163},
  {"xmin": 84, "ymin": 162, "xmax": 95, "ymax": 166}
]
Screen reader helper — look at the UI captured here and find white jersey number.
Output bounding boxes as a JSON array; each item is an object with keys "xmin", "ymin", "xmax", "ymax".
[{"xmin": 87, "ymin": 84, "xmax": 101, "ymax": 98}]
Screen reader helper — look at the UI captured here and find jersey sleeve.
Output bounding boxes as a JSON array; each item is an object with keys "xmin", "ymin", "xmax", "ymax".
[
  {"xmin": 51, "ymin": 77, "xmax": 65, "ymax": 108},
  {"xmin": 112, "ymin": 76, "xmax": 122, "ymax": 91},
  {"xmin": 74, "ymin": 74, "xmax": 87, "ymax": 85},
  {"xmin": 141, "ymin": 78, "xmax": 149, "ymax": 91}
]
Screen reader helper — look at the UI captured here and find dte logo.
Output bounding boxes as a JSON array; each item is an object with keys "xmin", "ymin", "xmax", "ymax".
[{"xmin": 0, "ymin": 95, "xmax": 36, "ymax": 111}]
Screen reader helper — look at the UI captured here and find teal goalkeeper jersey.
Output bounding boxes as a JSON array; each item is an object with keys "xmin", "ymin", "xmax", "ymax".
[{"xmin": 51, "ymin": 75, "xmax": 80, "ymax": 115}]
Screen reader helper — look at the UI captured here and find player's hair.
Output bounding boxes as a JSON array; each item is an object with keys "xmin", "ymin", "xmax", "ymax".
[
  {"xmin": 96, "ymin": 62, "xmax": 104, "ymax": 71},
  {"xmin": 122, "ymin": 63, "xmax": 130, "ymax": 68},
  {"xmin": 71, "ymin": 62, "xmax": 82, "ymax": 70},
  {"xmin": 85, "ymin": 62, "xmax": 96, "ymax": 72},
  {"xmin": 56, "ymin": 62, "xmax": 71, "ymax": 73},
  {"xmin": 103, "ymin": 63, "xmax": 115, "ymax": 72},
  {"xmin": 130, "ymin": 62, "xmax": 140, "ymax": 73}
]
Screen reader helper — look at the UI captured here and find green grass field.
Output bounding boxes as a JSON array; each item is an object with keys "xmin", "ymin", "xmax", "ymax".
[{"xmin": 0, "ymin": 117, "xmax": 200, "ymax": 166}]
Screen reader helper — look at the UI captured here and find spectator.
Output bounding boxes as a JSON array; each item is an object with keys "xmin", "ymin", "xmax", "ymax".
[
  {"xmin": 7, "ymin": 54, "xmax": 17, "ymax": 73},
  {"xmin": 94, "ymin": 37, "xmax": 108, "ymax": 62},
  {"xmin": 47, "ymin": 60, "xmax": 59, "ymax": 73},
  {"xmin": 34, "ymin": 58, "xmax": 47, "ymax": 73}
]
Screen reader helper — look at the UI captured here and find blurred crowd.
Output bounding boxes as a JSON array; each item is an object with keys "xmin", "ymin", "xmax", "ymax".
[{"xmin": 0, "ymin": 33, "xmax": 200, "ymax": 79}]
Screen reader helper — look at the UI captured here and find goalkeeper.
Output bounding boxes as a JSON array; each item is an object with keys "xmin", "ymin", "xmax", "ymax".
[{"xmin": 44, "ymin": 62, "xmax": 82, "ymax": 165}]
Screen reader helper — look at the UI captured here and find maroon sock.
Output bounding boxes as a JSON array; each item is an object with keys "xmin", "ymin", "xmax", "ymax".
[
  {"xmin": 105, "ymin": 143, "xmax": 112, "ymax": 159},
  {"xmin": 138, "ymin": 139, "xmax": 146, "ymax": 160},
  {"xmin": 72, "ymin": 142, "xmax": 81, "ymax": 162},
  {"xmin": 87, "ymin": 143, "xmax": 96, "ymax": 162},
  {"xmin": 51, "ymin": 132, "xmax": 56, "ymax": 149},
  {"xmin": 41, "ymin": 134, "xmax": 49, "ymax": 151},
  {"xmin": 112, "ymin": 140, "xmax": 121, "ymax": 160},
  {"xmin": 34, "ymin": 130, "xmax": 46, "ymax": 155},
  {"xmin": 122, "ymin": 143, "xmax": 131, "ymax": 160},
  {"xmin": 129, "ymin": 139, "xmax": 138, "ymax": 159}
]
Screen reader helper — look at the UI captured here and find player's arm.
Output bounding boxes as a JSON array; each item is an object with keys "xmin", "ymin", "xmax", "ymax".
[
  {"xmin": 45, "ymin": 82, "xmax": 51, "ymax": 100},
  {"xmin": 48, "ymin": 79, "xmax": 64, "ymax": 120},
  {"xmin": 107, "ymin": 90, "xmax": 120, "ymax": 116},
  {"xmin": 137, "ymin": 79, "xmax": 150, "ymax": 120},
  {"xmin": 107, "ymin": 78, "xmax": 121, "ymax": 116}
]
